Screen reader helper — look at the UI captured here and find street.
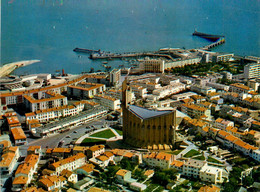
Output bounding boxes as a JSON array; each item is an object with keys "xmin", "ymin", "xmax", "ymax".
[{"xmin": 19, "ymin": 117, "xmax": 119, "ymax": 156}]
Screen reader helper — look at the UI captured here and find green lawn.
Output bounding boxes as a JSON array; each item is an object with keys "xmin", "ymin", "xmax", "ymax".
[
  {"xmin": 193, "ymin": 155, "xmax": 205, "ymax": 160},
  {"xmin": 90, "ymin": 129, "xmax": 116, "ymax": 139},
  {"xmin": 114, "ymin": 128, "xmax": 123, "ymax": 136},
  {"xmin": 82, "ymin": 138, "xmax": 104, "ymax": 143},
  {"xmin": 207, "ymin": 156, "xmax": 223, "ymax": 164},
  {"xmin": 183, "ymin": 149, "xmax": 200, "ymax": 158},
  {"xmin": 168, "ymin": 149, "xmax": 183, "ymax": 155}
]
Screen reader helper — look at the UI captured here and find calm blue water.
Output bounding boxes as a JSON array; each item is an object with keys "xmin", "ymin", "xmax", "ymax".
[{"xmin": 2, "ymin": 0, "xmax": 260, "ymax": 75}]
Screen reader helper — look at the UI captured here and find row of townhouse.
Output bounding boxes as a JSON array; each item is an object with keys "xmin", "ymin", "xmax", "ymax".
[
  {"xmin": 25, "ymin": 100, "xmax": 87, "ymax": 124},
  {"xmin": 142, "ymin": 152, "xmax": 227, "ymax": 184},
  {"xmin": 222, "ymin": 91, "xmax": 260, "ymax": 109},
  {"xmin": 216, "ymin": 130, "xmax": 260, "ymax": 161},
  {"xmin": 67, "ymin": 82, "xmax": 106, "ymax": 99},
  {"xmin": 32, "ymin": 107, "xmax": 108, "ymax": 137},
  {"xmin": 0, "ymin": 146, "xmax": 19, "ymax": 175},
  {"xmin": 12, "ymin": 153, "xmax": 40, "ymax": 191}
]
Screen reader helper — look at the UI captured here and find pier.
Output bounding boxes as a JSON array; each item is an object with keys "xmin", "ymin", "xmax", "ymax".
[
  {"xmin": 89, "ymin": 51, "xmax": 175, "ymax": 61},
  {"xmin": 201, "ymin": 38, "xmax": 225, "ymax": 50}
]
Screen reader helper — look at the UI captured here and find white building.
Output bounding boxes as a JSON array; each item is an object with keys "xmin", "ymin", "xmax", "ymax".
[
  {"xmin": 95, "ymin": 95, "xmax": 121, "ymax": 110},
  {"xmin": 183, "ymin": 159, "xmax": 206, "ymax": 178},
  {"xmin": 142, "ymin": 152, "xmax": 173, "ymax": 169},
  {"xmin": 251, "ymin": 149, "xmax": 260, "ymax": 162},
  {"xmin": 190, "ymin": 84, "xmax": 216, "ymax": 95},
  {"xmin": 25, "ymin": 100, "xmax": 86, "ymax": 124},
  {"xmin": 172, "ymin": 92, "xmax": 197, "ymax": 101},
  {"xmin": 244, "ymin": 63, "xmax": 260, "ymax": 79},
  {"xmin": 67, "ymin": 82, "xmax": 106, "ymax": 99},
  {"xmin": 130, "ymin": 85, "xmax": 148, "ymax": 98},
  {"xmin": 152, "ymin": 82, "xmax": 186, "ymax": 99},
  {"xmin": 87, "ymin": 145, "xmax": 105, "ymax": 159},
  {"xmin": 206, "ymin": 82, "xmax": 230, "ymax": 91},
  {"xmin": 199, "ymin": 164, "xmax": 224, "ymax": 184},
  {"xmin": 214, "ymin": 118, "xmax": 234, "ymax": 130},
  {"xmin": 23, "ymin": 91, "xmax": 68, "ymax": 112},
  {"xmin": 49, "ymin": 153, "xmax": 86, "ymax": 175},
  {"xmin": 38, "ymin": 175, "xmax": 67, "ymax": 191}
]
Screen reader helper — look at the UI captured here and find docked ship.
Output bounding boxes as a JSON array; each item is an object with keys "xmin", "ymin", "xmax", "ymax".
[{"xmin": 192, "ymin": 30, "xmax": 224, "ymax": 42}]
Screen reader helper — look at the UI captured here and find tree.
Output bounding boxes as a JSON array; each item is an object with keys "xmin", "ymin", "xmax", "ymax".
[{"xmin": 243, "ymin": 176, "xmax": 254, "ymax": 187}]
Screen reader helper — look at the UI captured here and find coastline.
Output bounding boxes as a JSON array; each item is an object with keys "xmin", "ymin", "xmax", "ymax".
[{"xmin": 0, "ymin": 60, "xmax": 40, "ymax": 78}]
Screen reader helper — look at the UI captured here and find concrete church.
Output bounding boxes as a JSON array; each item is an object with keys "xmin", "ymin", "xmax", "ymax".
[{"xmin": 122, "ymin": 78, "xmax": 177, "ymax": 150}]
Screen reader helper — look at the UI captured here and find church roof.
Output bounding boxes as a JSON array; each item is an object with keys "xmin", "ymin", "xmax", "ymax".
[{"xmin": 128, "ymin": 105, "xmax": 173, "ymax": 120}]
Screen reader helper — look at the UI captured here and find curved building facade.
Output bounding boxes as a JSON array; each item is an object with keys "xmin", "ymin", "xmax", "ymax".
[{"xmin": 122, "ymin": 79, "xmax": 176, "ymax": 150}]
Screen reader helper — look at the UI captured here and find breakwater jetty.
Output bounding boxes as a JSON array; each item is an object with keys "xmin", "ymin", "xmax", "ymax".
[{"xmin": 73, "ymin": 48, "xmax": 101, "ymax": 54}]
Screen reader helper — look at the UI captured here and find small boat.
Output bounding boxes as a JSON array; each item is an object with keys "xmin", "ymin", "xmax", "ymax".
[{"xmin": 102, "ymin": 61, "xmax": 108, "ymax": 64}]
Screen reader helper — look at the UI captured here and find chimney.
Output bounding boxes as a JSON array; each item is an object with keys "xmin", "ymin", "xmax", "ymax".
[{"xmin": 62, "ymin": 69, "xmax": 65, "ymax": 76}]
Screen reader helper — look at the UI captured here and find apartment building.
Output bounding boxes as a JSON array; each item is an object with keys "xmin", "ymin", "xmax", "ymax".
[
  {"xmin": 11, "ymin": 127, "xmax": 27, "ymax": 145},
  {"xmin": 67, "ymin": 82, "xmax": 106, "ymax": 99},
  {"xmin": 152, "ymin": 83, "xmax": 186, "ymax": 99},
  {"xmin": 190, "ymin": 84, "xmax": 216, "ymax": 95},
  {"xmin": 199, "ymin": 164, "xmax": 224, "ymax": 184},
  {"xmin": 24, "ymin": 91, "xmax": 68, "ymax": 112},
  {"xmin": 116, "ymin": 169, "xmax": 132, "ymax": 184},
  {"xmin": 183, "ymin": 159, "xmax": 206, "ymax": 178},
  {"xmin": 38, "ymin": 175, "xmax": 67, "ymax": 191},
  {"xmin": 129, "ymin": 84, "xmax": 148, "ymax": 98},
  {"xmin": 214, "ymin": 118, "xmax": 234, "ymax": 130},
  {"xmin": 6, "ymin": 116, "xmax": 21, "ymax": 131},
  {"xmin": 206, "ymin": 82, "xmax": 230, "ymax": 91},
  {"xmin": 212, "ymin": 53, "xmax": 234, "ymax": 63},
  {"xmin": 95, "ymin": 94, "xmax": 121, "ymax": 110},
  {"xmin": 229, "ymin": 83, "xmax": 253, "ymax": 94},
  {"xmin": 140, "ymin": 59, "xmax": 165, "ymax": 73},
  {"xmin": 87, "ymin": 145, "xmax": 105, "ymax": 159},
  {"xmin": 12, "ymin": 154, "xmax": 39, "ymax": 191},
  {"xmin": 244, "ymin": 63, "xmax": 260, "ymax": 79},
  {"xmin": 60, "ymin": 169, "xmax": 78, "ymax": 183},
  {"xmin": 105, "ymin": 89, "xmax": 123, "ymax": 100},
  {"xmin": 142, "ymin": 152, "xmax": 173, "ymax": 169},
  {"xmin": 49, "ymin": 153, "xmax": 86, "ymax": 175},
  {"xmin": 181, "ymin": 103, "xmax": 211, "ymax": 119},
  {"xmin": 172, "ymin": 92, "xmax": 197, "ymax": 101},
  {"xmin": 0, "ymin": 146, "xmax": 19, "ymax": 174}
]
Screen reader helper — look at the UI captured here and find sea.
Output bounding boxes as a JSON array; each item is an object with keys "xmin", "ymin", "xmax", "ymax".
[{"xmin": 1, "ymin": 0, "xmax": 260, "ymax": 75}]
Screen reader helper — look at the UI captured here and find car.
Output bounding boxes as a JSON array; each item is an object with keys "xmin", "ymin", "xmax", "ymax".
[
  {"xmin": 73, "ymin": 131, "xmax": 77, "ymax": 133},
  {"xmin": 66, "ymin": 135, "xmax": 71, "ymax": 138}
]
